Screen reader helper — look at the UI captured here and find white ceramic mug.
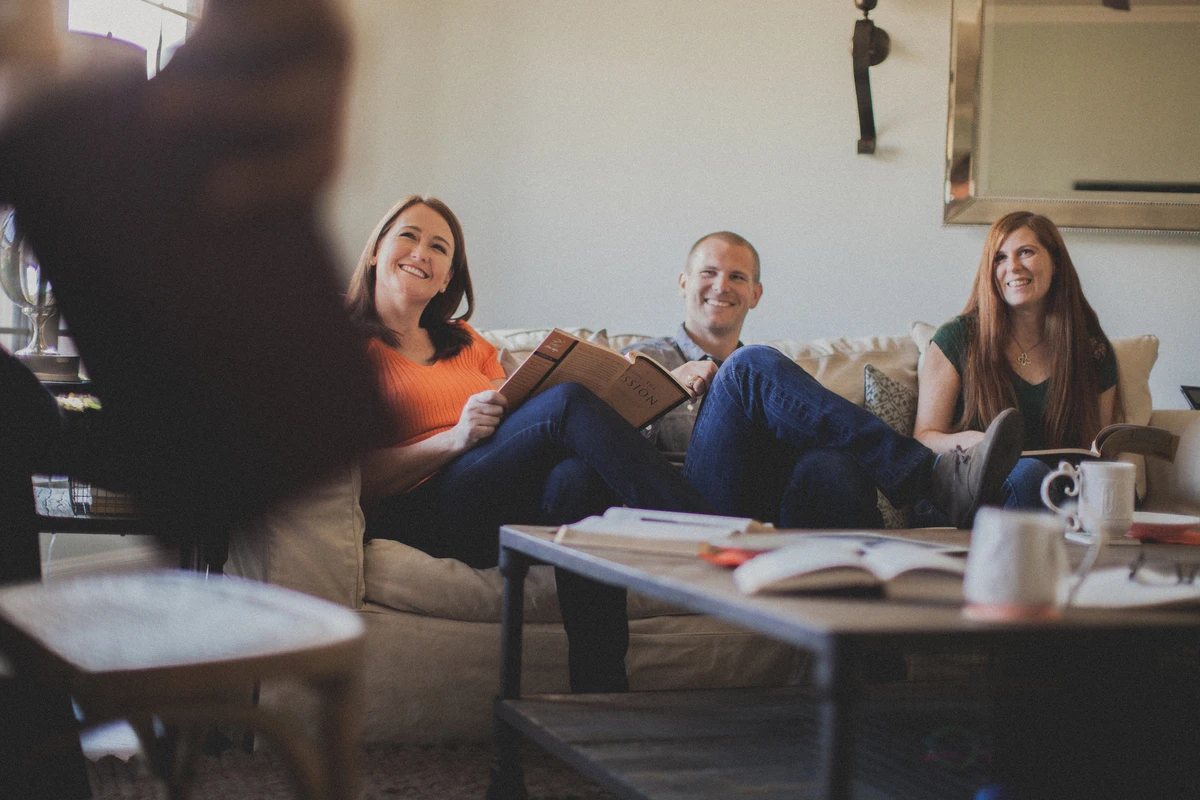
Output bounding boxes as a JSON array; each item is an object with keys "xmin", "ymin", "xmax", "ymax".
[
  {"xmin": 964, "ymin": 508, "xmax": 1068, "ymax": 619},
  {"xmin": 1041, "ymin": 460, "xmax": 1136, "ymax": 543}
]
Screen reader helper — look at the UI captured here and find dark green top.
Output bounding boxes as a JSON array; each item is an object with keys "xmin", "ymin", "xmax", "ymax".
[{"xmin": 931, "ymin": 314, "xmax": 1118, "ymax": 450}]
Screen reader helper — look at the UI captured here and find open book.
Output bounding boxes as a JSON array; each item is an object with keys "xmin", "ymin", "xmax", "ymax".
[
  {"xmin": 1023, "ymin": 423, "xmax": 1179, "ymax": 463},
  {"xmin": 730, "ymin": 536, "xmax": 966, "ymax": 602},
  {"xmin": 553, "ymin": 508, "xmax": 773, "ymax": 556},
  {"xmin": 499, "ymin": 329, "xmax": 689, "ymax": 428}
]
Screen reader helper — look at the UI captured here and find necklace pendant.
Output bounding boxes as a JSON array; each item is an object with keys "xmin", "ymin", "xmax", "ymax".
[{"xmin": 1017, "ymin": 351, "xmax": 1031, "ymax": 367}]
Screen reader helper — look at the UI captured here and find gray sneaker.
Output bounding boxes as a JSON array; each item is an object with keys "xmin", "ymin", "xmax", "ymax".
[{"xmin": 930, "ymin": 408, "xmax": 1025, "ymax": 529}]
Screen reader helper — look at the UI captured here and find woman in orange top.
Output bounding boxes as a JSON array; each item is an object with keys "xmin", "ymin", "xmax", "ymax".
[{"xmin": 346, "ymin": 195, "xmax": 712, "ymax": 692}]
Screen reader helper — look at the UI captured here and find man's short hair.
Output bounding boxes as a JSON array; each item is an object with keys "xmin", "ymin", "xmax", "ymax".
[{"xmin": 686, "ymin": 231, "xmax": 761, "ymax": 284}]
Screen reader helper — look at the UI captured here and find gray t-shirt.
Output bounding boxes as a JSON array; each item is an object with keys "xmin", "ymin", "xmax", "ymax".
[{"xmin": 621, "ymin": 323, "xmax": 740, "ymax": 459}]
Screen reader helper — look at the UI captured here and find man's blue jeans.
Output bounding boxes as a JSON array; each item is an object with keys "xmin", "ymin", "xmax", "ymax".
[
  {"xmin": 366, "ymin": 382, "xmax": 713, "ymax": 691},
  {"xmin": 683, "ymin": 346, "xmax": 935, "ymax": 528}
]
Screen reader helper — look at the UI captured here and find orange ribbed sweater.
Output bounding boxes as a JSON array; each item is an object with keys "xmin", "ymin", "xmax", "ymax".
[{"xmin": 367, "ymin": 324, "xmax": 506, "ymax": 447}]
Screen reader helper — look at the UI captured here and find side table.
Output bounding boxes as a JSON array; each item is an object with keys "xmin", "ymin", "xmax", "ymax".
[
  {"xmin": 34, "ymin": 478, "xmax": 151, "ymax": 536},
  {"xmin": 34, "ymin": 379, "xmax": 212, "ymax": 571}
]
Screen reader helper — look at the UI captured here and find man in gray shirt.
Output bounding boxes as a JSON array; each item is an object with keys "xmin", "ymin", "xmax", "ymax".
[
  {"xmin": 622, "ymin": 232, "xmax": 760, "ymax": 461},
  {"xmin": 622, "ymin": 231, "xmax": 1024, "ymax": 530}
]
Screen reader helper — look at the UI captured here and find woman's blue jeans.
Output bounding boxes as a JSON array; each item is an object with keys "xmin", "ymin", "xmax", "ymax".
[
  {"xmin": 366, "ymin": 382, "xmax": 712, "ymax": 691},
  {"xmin": 683, "ymin": 346, "xmax": 934, "ymax": 528},
  {"xmin": 1004, "ymin": 457, "xmax": 1054, "ymax": 510}
]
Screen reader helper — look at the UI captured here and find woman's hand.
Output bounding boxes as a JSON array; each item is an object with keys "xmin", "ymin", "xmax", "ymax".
[
  {"xmin": 361, "ymin": 389, "xmax": 509, "ymax": 502},
  {"xmin": 671, "ymin": 360, "xmax": 720, "ymax": 398},
  {"xmin": 449, "ymin": 390, "xmax": 508, "ymax": 452}
]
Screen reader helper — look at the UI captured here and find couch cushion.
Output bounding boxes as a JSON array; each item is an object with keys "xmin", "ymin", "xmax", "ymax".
[
  {"xmin": 480, "ymin": 327, "xmax": 613, "ymax": 364},
  {"xmin": 1111, "ymin": 335, "xmax": 1159, "ymax": 499},
  {"xmin": 225, "ymin": 465, "xmax": 366, "ymax": 608},
  {"xmin": 864, "ymin": 364, "xmax": 917, "ymax": 528},
  {"xmin": 363, "ymin": 537, "xmax": 691, "ymax": 624},
  {"xmin": 758, "ymin": 334, "xmax": 919, "ymax": 406},
  {"xmin": 1112, "ymin": 335, "xmax": 1157, "ymax": 428}
]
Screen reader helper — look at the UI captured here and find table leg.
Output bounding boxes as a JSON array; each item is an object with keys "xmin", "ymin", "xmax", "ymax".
[
  {"xmin": 487, "ymin": 546, "xmax": 529, "ymax": 800},
  {"xmin": 315, "ymin": 667, "xmax": 363, "ymax": 800},
  {"xmin": 814, "ymin": 639, "xmax": 857, "ymax": 800}
]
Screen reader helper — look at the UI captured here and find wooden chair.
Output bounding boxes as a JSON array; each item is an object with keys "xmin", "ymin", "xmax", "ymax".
[{"xmin": 0, "ymin": 570, "xmax": 365, "ymax": 800}]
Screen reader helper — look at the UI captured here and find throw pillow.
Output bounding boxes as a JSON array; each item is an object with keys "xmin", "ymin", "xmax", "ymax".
[{"xmin": 863, "ymin": 363, "xmax": 918, "ymax": 528}]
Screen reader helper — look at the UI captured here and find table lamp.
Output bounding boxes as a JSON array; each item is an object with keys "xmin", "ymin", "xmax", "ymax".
[{"xmin": 1, "ymin": 208, "xmax": 80, "ymax": 380}]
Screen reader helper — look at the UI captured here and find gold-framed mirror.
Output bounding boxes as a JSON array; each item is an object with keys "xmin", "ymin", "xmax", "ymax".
[{"xmin": 945, "ymin": 0, "xmax": 1200, "ymax": 232}]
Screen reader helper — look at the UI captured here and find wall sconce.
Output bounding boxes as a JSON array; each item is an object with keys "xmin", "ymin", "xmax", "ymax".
[{"xmin": 852, "ymin": 0, "xmax": 890, "ymax": 154}]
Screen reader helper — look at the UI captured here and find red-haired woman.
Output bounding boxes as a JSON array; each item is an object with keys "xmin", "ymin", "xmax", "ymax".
[{"xmin": 914, "ymin": 211, "xmax": 1121, "ymax": 513}]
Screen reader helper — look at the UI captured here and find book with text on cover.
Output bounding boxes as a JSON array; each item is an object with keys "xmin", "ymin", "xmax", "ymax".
[
  {"xmin": 553, "ymin": 508, "xmax": 774, "ymax": 556},
  {"xmin": 498, "ymin": 328, "xmax": 690, "ymax": 429},
  {"xmin": 730, "ymin": 536, "xmax": 967, "ymax": 602},
  {"xmin": 1023, "ymin": 423, "xmax": 1179, "ymax": 464}
]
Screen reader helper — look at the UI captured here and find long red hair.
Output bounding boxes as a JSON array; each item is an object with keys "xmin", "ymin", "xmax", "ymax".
[{"xmin": 957, "ymin": 212, "xmax": 1120, "ymax": 447}]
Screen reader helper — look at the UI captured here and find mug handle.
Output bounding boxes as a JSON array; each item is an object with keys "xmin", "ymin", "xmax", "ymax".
[{"xmin": 1041, "ymin": 460, "xmax": 1082, "ymax": 532}]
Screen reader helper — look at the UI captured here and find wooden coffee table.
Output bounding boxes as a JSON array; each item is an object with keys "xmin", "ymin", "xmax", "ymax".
[{"xmin": 487, "ymin": 526, "xmax": 1200, "ymax": 800}]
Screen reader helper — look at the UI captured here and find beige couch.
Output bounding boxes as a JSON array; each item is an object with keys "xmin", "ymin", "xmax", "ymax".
[{"xmin": 226, "ymin": 324, "xmax": 1200, "ymax": 743}]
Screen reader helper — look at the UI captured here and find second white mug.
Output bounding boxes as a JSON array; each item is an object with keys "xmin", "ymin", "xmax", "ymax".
[{"xmin": 1040, "ymin": 460, "xmax": 1136, "ymax": 544}]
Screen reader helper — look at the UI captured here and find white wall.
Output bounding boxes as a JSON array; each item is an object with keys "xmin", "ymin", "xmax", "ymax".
[{"xmin": 329, "ymin": 0, "xmax": 1200, "ymax": 410}]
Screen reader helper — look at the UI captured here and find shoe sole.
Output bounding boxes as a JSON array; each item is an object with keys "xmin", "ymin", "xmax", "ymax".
[{"xmin": 962, "ymin": 408, "xmax": 1025, "ymax": 527}]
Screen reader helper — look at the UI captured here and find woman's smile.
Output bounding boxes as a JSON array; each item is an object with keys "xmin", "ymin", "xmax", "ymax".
[{"xmin": 399, "ymin": 263, "xmax": 431, "ymax": 279}]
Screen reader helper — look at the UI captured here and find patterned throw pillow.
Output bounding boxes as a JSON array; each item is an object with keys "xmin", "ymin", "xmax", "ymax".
[{"xmin": 864, "ymin": 364, "xmax": 919, "ymax": 528}]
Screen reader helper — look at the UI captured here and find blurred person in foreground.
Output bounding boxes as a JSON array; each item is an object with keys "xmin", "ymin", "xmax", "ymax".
[{"xmin": 0, "ymin": 1, "xmax": 389, "ymax": 796}]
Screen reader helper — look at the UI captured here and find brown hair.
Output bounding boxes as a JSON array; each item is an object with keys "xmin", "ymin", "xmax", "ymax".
[
  {"xmin": 957, "ymin": 211, "xmax": 1121, "ymax": 447},
  {"xmin": 345, "ymin": 195, "xmax": 475, "ymax": 361},
  {"xmin": 687, "ymin": 231, "xmax": 761, "ymax": 284}
]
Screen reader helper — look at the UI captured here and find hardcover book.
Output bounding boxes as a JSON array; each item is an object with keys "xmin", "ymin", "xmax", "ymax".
[
  {"xmin": 729, "ymin": 535, "xmax": 967, "ymax": 602},
  {"xmin": 1022, "ymin": 423, "xmax": 1179, "ymax": 463},
  {"xmin": 553, "ymin": 508, "xmax": 772, "ymax": 556},
  {"xmin": 499, "ymin": 328, "xmax": 689, "ymax": 429}
]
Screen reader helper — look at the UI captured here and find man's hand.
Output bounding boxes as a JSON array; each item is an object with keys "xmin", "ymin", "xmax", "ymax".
[
  {"xmin": 146, "ymin": 0, "xmax": 350, "ymax": 211},
  {"xmin": 671, "ymin": 360, "xmax": 720, "ymax": 398},
  {"xmin": 450, "ymin": 390, "xmax": 508, "ymax": 452}
]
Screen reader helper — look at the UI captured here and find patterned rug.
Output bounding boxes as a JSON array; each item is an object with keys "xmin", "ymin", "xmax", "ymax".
[{"xmin": 88, "ymin": 742, "xmax": 615, "ymax": 800}]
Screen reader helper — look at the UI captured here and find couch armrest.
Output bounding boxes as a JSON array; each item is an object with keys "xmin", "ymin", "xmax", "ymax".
[
  {"xmin": 225, "ymin": 463, "xmax": 365, "ymax": 608},
  {"xmin": 1143, "ymin": 410, "xmax": 1200, "ymax": 515}
]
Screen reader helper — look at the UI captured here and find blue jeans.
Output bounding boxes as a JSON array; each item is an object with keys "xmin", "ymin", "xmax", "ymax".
[
  {"xmin": 1004, "ymin": 457, "xmax": 1053, "ymax": 511},
  {"xmin": 366, "ymin": 382, "xmax": 712, "ymax": 691},
  {"xmin": 683, "ymin": 346, "xmax": 933, "ymax": 528}
]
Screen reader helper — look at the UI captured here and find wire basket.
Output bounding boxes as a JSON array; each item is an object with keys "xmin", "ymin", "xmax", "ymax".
[{"xmin": 68, "ymin": 477, "xmax": 141, "ymax": 517}]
